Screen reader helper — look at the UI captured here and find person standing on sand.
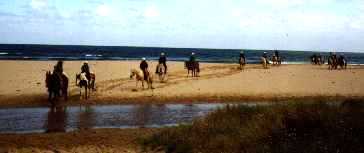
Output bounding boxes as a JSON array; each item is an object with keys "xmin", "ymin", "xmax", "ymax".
[
  {"xmin": 81, "ymin": 61, "xmax": 91, "ymax": 81},
  {"xmin": 140, "ymin": 57, "xmax": 149, "ymax": 81},
  {"xmin": 156, "ymin": 52, "xmax": 167, "ymax": 74}
]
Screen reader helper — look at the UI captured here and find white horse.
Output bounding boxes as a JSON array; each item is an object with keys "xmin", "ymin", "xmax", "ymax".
[
  {"xmin": 130, "ymin": 68, "xmax": 154, "ymax": 89},
  {"xmin": 76, "ymin": 72, "xmax": 90, "ymax": 99},
  {"xmin": 261, "ymin": 57, "xmax": 269, "ymax": 69}
]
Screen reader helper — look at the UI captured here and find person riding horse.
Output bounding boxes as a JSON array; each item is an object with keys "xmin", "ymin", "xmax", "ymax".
[
  {"xmin": 156, "ymin": 52, "xmax": 167, "ymax": 74},
  {"xmin": 140, "ymin": 57, "xmax": 149, "ymax": 81},
  {"xmin": 53, "ymin": 60, "xmax": 64, "ymax": 90},
  {"xmin": 239, "ymin": 51, "xmax": 246, "ymax": 62},
  {"xmin": 239, "ymin": 51, "xmax": 246, "ymax": 69},
  {"xmin": 338, "ymin": 53, "xmax": 347, "ymax": 69},
  {"xmin": 81, "ymin": 61, "xmax": 91, "ymax": 81}
]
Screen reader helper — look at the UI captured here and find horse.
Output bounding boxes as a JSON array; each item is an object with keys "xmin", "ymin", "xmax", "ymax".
[
  {"xmin": 156, "ymin": 63, "xmax": 167, "ymax": 82},
  {"xmin": 45, "ymin": 71, "xmax": 68, "ymax": 104},
  {"xmin": 239, "ymin": 57, "xmax": 246, "ymax": 70},
  {"xmin": 76, "ymin": 72, "xmax": 95, "ymax": 99},
  {"xmin": 271, "ymin": 55, "xmax": 282, "ymax": 66},
  {"xmin": 337, "ymin": 57, "xmax": 347, "ymax": 69},
  {"xmin": 130, "ymin": 68, "xmax": 154, "ymax": 89},
  {"xmin": 328, "ymin": 55, "xmax": 338, "ymax": 70},
  {"xmin": 185, "ymin": 61, "xmax": 199, "ymax": 77},
  {"xmin": 261, "ymin": 57, "xmax": 269, "ymax": 69}
]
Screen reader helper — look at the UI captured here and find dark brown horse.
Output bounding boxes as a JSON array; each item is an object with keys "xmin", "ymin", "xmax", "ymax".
[
  {"xmin": 239, "ymin": 57, "xmax": 246, "ymax": 70},
  {"xmin": 328, "ymin": 55, "xmax": 338, "ymax": 70},
  {"xmin": 45, "ymin": 71, "xmax": 68, "ymax": 104},
  {"xmin": 185, "ymin": 61, "xmax": 200, "ymax": 77}
]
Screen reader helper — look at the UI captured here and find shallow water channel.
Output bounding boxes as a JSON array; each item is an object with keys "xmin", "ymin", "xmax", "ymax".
[{"xmin": 0, "ymin": 103, "xmax": 234, "ymax": 134}]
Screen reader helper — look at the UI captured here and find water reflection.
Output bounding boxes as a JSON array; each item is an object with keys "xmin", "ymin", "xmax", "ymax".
[
  {"xmin": 45, "ymin": 106, "xmax": 67, "ymax": 133},
  {"xmin": 0, "ymin": 103, "xmax": 228, "ymax": 134},
  {"xmin": 78, "ymin": 106, "xmax": 95, "ymax": 130}
]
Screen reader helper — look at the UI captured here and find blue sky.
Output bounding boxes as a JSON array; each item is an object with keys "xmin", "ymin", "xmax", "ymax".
[{"xmin": 0, "ymin": 0, "xmax": 363, "ymax": 52}]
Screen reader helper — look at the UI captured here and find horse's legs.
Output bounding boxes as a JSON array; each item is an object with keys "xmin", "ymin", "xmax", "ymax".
[{"xmin": 85, "ymin": 86, "xmax": 88, "ymax": 99}]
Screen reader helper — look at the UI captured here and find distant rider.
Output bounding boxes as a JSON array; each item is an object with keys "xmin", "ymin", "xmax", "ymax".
[
  {"xmin": 239, "ymin": 51, "xmax": 246, "ymax": 63},
  {"xmin": 156, "ymin": 52, "xmax": 167, "ymax": 74},
  {"xmin": 81, "ymin": 61, "xmax": 91, "ymax": 81},
  {"xmin": 140, "ymin": 57, "xmax": 149, "ymax": 80}
]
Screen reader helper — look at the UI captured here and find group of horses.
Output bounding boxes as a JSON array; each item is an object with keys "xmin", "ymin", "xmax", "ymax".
[
  {"xmin": 311, "ymin": 54, "xmax": 347, "ymax": 70},
  {"xmin": 259, "ymin": 55, "xmax": 283, "ymax": 69},
  {"xmin": 45, "ymin": 70, "xmax": 96, "ymax": 104}
]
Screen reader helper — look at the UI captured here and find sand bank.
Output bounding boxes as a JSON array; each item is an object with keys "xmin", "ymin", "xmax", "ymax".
[{"xmin": 0, "ymin": 60, "xmax": 363, "ymax": 107}]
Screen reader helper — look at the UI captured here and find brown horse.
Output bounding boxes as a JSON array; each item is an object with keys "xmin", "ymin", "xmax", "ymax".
[
  {"xmin": 156, "ymin": 63, "xmax": 167, "ymax": 82},
  {"xmin": 271, "ymin": 55, "xmax": 282, "ymax": 66},
  {"xmin": 45, "ymin": 71, "xmax": 68, "ymax": 104},
  {"xmin": 239, "ymin": 57, "xmax": 246, "ymax": 70},
  {"xmin": 185, "ymin": 61, "xmax": 200, "ymax": 77}
]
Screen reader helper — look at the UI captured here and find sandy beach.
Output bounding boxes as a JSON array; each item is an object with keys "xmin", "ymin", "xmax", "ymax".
[
  {"xmin": 0, "ymin": 60, "xmax": 363, "ymax": 107},
  {"xmin": 0, "ymin": 128, "xmax": 159, "ymax": 153}
]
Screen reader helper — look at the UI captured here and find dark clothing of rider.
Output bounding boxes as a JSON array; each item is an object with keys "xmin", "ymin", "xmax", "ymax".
[
  {"xmin": 140, "ymin": 60, "xmax": 149, "ymax": 80},
  {"xmin": 239, "ymin": 53, "xmax": 246, "ymax": 63},
  {"xmin": 262, "ymin": 53, "xmax": 268, "ymax": 59},
  {"xmin": 81, "ymin": 63, "xmax": 91, "ymax": 81},
  {"xmin": 157, "ymin": 56, "xmax": 167, "ymax": 74},
  {"xmin": 54, "ymin": 61, "xmax": 63, "ymax": 74},
  {"xmin": 190, "ymin": 55, "xmax": 196, "ymax": 62},
  {"xmin": 274, "ymin": 51, "xmax": 279, "ymax": 57}
]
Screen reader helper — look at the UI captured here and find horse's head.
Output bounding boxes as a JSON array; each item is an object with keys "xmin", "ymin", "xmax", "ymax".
[{"xmin": 130, "ymin": 70, "xmax": 136, "ymax": 79}]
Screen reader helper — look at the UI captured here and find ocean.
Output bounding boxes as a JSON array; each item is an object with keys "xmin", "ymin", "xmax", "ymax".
[{"xmin": 1, "ymin": 44, "xmax": 364, "ymax": 64}]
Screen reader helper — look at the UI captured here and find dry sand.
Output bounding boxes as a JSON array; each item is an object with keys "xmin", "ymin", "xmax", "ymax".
[{"xmin": 0, "ymin": 60, "xmax": 364, "ymax": 107}]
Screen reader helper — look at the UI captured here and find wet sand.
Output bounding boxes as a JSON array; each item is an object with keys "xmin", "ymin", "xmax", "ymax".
[
  {"xmin": 0, "ymin": 60, "xmax": 364, "ymax": 107},
  {"xmin": 0, "ymin": 128, "xmax": 159, "ymax": 153}
]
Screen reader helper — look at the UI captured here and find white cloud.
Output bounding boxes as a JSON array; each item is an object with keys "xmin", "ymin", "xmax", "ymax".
[
  {"xmin": 96, "ymin": 4, "xmax": 112, "ymax": 17},
  {"xmin": 144, "ymin": 6, "xmax": 159, "ymax": 18},
  {"xmin": 30, "ymin": 0, "xmax": 47, "ymax": 10}
]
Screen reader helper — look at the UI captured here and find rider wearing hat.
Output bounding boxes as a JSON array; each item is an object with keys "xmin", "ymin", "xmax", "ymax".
[
  {"xmin": 81, "ymin": 61, "xmax": 91, "ymax": 81},
  {"xmin": 262, "ymin": 52, "xmax": 268, "ymax": 59},
  {"xmin": 140, "ymin": 57, "xmax": 149, "ymax": 80},
  {"xmin": 156, "ymin": 52, "xmax": 167, "ymax": 74}
]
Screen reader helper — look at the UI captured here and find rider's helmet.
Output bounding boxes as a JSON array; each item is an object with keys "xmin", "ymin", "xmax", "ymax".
[
  {"xmin": 240, "ymin": 51, "xmax": 244, "ymax": 54},
  {"xmin": 84, "ymin": 61, "xmax": 88, "ymax": 64},
  {"xmin": 191, "ymin": 52, "xmax": 195, "ymax": 55},
  {"xmin": 161, "ymin": 52, "xmax": 165, "ymax": 56},
  {"xmin": 142, "ymin": 57, "xmax": 146, "ymax": 61}
]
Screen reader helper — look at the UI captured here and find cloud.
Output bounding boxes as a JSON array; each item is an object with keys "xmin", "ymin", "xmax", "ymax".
[
  {"xmin": 144, "ymin": 5, "xmax": 159, "ymax": 18},
  {"xmin": 96, "ymin": 4, "xmax": 112, "ymax": 17},
  {"xmin": 30, "ymin": 0, "xmax": 48, "ymax": 10}
]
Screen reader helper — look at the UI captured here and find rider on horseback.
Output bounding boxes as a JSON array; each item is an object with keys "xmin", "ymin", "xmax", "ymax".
[
  {"xmin": 81, "ymin": 61, "xmax": 91, "ymax": 81},
  {"xmin": 262, "ymin": 52, "xmax": 268, "ymax": 61},
  {"xmin": 239, "ymin": 51, "xmax": 246, "ymax": 63},
  {"xmin": 156, "ymin": 52, "xmax": 167, "ymax": 74},
  {"xmin": 53, "ymin": 60, "xmax": 64, "ymax": 83},
  {"xmin": 140, "ymin": 57, "xmax": 149, "ymax": 81},
  {"xmin": 190, "ymin": 52, "xmax": 196, "ymax": 62}
]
